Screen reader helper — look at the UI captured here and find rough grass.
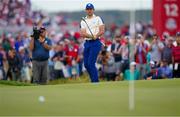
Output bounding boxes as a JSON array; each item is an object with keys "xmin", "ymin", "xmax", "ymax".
[{"xmin": 0, "ymin": 80, "xmax": 35, "ymax": 86}]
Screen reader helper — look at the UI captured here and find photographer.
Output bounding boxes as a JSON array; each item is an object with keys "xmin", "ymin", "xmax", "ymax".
[
  {"xmin": 29, "ymin": 27, "xmax": 52, "ymax": 84},
  {"xmin": 6, "ymin": 48, "xmax": 22, "ymax": 81}
]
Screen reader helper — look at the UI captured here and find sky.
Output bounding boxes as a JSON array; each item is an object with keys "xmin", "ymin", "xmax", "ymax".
[{"xmin": 31, "ymin": 0, "xmax": 152, "ymax": 12}]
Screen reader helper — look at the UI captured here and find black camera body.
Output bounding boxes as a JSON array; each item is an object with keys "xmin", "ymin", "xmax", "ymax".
[{"xmin": 31, "ymin": 27, "xmax": 41, "ymax": 40}]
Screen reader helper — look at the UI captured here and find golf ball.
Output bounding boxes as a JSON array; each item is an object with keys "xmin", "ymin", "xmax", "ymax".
[{"xmin": 39, "ymin": 96, "xmax": 45, "ymax": 102}]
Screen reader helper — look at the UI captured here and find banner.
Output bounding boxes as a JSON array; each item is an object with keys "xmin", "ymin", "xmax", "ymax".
[{"xmin": 153, "ymin": 0, "xmax": 180, "ymax": 36}]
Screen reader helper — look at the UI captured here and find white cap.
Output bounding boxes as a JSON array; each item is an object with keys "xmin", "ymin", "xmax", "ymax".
[
  {"xmin": 150, "ymin": 61, "xmax": 155, "ymax": 65},
  {"xmin": 137, "ymin": 34, "xmax": 143, "ymax": 39},
  {"xmin": 130, "ymin": 61, "xmax": 136, "ymax": 66},
  {"xmin": 64, "ymin": 38, "xmax": 70, "ymax": 43},
  {"xmin": 19, "ymin": 46, "xmax": 24, "ymax": 52},
  {"xmin": 124, "ymin": 36, "xmax": 130, "ymax": 40}
]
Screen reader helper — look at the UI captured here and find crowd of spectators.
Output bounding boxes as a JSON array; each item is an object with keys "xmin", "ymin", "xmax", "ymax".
[{"xmin": 0, "ymin": 0, "xmax": 179, "ymax": 83}]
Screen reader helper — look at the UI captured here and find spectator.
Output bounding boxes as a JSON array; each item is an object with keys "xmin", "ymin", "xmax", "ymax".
[
  {"xmin": 0, "ymin": 45, "xmax": 6, "ymax": 80},
  {"xmin": 172, "ymin": 32, "xmax": 180, "ymax": 78},
  {"xmin": 104, "ymin": 52, "xmax": 116, "ymax": 81},
  {"xmin": 64, "ymin": 39, "xmax": 80, "ymax": 79},
  {"xmin": 134, "ymin": 34, "xmax": 148, "ymax": 79},
  {"xmin": 111, "ymin": 35, "xmax": 122, "ymax": 80},
  {"xmin": 52, "ymin": 43, "xmax": 65, "ymax": 79},
  {"xmin": 149, "ymin": 34, "xmax": 164, "ymax": 67},
  {"xmin": 118, "ymin": 36, "xmax": 129, "ymax": 73},
  {"xmin": 98, "ymin": 48, "xmax": 116, "ymax": 81},
  {"xmin": 6, "ymin": 48, "xmax": 21, "ymax": 81},
  {"xmin": 162, "ymin": 36, "xmax": 174, "ymax": 65},
  {"xmin": 124, "ymin": 62, "xmax": 140, "ymax": 80},
  {"xmin": 157, "ymin": 60, "xmax": 173, "ymax": 79},
  {"xmin": 144, "ymin": 61, "xmax": 158, "ymax": 80},
  {"xmin": 14, "ymin": 33, "xmax": 24, "ymax": 52},
  {"xmin": 18, "ymin": 46, "xmax": 31, "ymax": 82}
]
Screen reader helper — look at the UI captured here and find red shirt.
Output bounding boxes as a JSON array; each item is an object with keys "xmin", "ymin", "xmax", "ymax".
[
  {"xmin": 172, "ymin": 45, "xmax": 180, "ymax": 63},
  {"xmin": 64, "ymin": 44, "xmax": 79, "ymax": 65},
  {"xmin": 135, "ymin": 43, "xmax": 148, "ymax": 64}
]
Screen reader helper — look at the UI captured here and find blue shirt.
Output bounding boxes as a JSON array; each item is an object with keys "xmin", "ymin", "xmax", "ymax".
[
  {"xmin": 157, "ymin": 66, "xmax": 173, "ymax": 78},
  {"xmin": 32, "ymin": 38, "xmax": 52, "ymax": 61},
  {"xmin": 15, "ymin": 40, "xmax": 24, "ymax": 52}
]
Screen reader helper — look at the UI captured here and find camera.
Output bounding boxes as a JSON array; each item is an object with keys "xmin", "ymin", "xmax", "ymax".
[{"xmin": 31, "ymin": 27, "xmax": 41, "ymax": 40}]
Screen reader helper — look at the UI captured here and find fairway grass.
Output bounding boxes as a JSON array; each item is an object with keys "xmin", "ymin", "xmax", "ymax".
[{"xmin": 0, "ymin": 79, "xmax": 180, "ymax": 116}]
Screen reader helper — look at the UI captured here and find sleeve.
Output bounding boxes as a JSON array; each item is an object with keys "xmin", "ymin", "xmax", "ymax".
[
  {"xmin": 80, "ymin": 21, "xmax": 86, "ymax": 29},
  {"xmin": 124, "ymin": 70, "xmax": 127, "ymax": 80},
  {"xmin": 97, "ymin": 16, "xmax": 104, "ymax": 25},
  {"xmin": 158, "ymin": 42, "xmax": 164, "ymax": 49},
  {"xmin": 52, "ymin": 52, "xmax": 57, "ymax": 60},
  {"xmin": 47, "ymin": 38, "xmax": 52, "ymax": 46},
  {"xmin": 136, "ymin": 70, "xmax": 140, "ymax": 80},
  {"xmin": 168, "ymin": 69, "xmax": 173, "ymax": 78}
]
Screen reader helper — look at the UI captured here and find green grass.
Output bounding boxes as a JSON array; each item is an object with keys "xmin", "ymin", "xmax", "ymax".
[
  {"xmin": 0, "ymin": 79, "xmax": 180, "ymax": 116},
  {"xmin": 0, "ymin": 80, "xmax": 35, "ymax": 86}
]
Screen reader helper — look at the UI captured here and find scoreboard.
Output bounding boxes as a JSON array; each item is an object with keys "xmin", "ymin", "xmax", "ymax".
[{"xmin": 153, "ymin": 0, "xmax": 180, "ymax": 36}]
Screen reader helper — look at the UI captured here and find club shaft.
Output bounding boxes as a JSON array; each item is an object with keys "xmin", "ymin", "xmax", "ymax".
[{"xmin": 82, "ymin": 18, "xmax": 94, "ymax": 38}]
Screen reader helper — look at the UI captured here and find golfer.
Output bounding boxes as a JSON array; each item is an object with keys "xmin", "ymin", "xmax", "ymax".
[{"xmin": 80, "ymin": 3, "xmax": 105, "ymax": 82}]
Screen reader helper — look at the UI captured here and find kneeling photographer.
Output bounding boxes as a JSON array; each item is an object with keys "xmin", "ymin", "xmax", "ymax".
[{"xmin": 29, "ymin": 27, "xmax": 52, "ymax": 84}]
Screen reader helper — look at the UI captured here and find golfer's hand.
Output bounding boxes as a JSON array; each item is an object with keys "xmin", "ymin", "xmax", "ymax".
[{"xmin": 93, "ymin": 35, "xmax": 97, "ymax": 40}]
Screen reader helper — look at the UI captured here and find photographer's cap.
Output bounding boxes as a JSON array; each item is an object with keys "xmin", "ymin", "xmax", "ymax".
[
  {"xmin": 40, "ymin": 26, "xmax": 46, "ymax": 30},
  {"xmin": 86, "ymin": 3, "xmax": 94, "ymax": 9}
]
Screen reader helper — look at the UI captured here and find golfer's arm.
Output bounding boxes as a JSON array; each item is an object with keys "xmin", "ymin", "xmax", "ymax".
[
  {"xmin": 96, "ymin": 25, "xmax": 105, "ymax": 38},
  {"xmin": 80, "ymin": 29, "xmax": 94, "ymax": 38}
]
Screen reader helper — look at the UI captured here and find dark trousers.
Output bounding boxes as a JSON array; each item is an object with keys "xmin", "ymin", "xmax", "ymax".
[
  {"xmin": 32, "ymin": 60, "xmax": 48, "ymax": 84},
  {"xmin": 6, "ymin": 68, "xmax": 20, "ymax": 81},
  {"xmin": 106, "ymin": 73, "xmax": 116, "ymax": 81},
  {"xmin": 54, "ymin": 70, "xmax": 64, "ymax": 79},
  {"xmin": 83, "ymin": 39, "xmax": 102, "ymax": 83},
  {"xmin": 173, "ymin": 63, "xmax": 180, "ymax": 78}
]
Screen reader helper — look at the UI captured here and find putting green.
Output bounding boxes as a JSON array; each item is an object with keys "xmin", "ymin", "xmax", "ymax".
[{"xmin": 0, "ymin": 79, "xmax": 180, "ymax": 116}]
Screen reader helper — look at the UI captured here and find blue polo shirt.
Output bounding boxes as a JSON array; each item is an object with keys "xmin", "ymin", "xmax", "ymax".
[{"xmin": 32, "ymin": 38, "xmax": 52, "ymax": 61}]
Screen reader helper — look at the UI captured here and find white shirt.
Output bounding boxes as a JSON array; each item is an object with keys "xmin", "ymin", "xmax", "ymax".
[
  {"xmin": 80, "ymin": 14, "xmax": 104, "ymax": 40},
  {"xmin": 150, "ymin": 41, "xmax": 164, "ymax": 62}
]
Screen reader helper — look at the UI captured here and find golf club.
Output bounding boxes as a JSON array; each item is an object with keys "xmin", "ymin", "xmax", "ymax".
[{"xmin": 81, "ymin": 17, "xmax": 95, "ymax": 39}]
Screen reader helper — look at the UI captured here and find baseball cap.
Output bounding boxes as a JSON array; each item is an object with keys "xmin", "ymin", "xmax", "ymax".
[
  {"xmin": 19, "ymin": 46, "xmax": 24, "ymax": 52},
  {"xmin": 130, "ymin": 62, "xmax": 136, "ymax": 66},
  {"xmin": 86, "ymin": 3, "xmax": 94, "ymax": 9},
  {"xmin": 124, "ymin": 35, "xmax": 130, "ymax": 40},
  {"xmin": 40, "ymin": 26, "xmax": 46, "ymax": 31},
  {"xmin": 150, "ymin": 61, "xmax": 155, "ymax": 65},
  {"xmin": 137, "ymin": 34, "xmax": 143, "ymax": 39},
  {"xmin": 176, "ymin": 32, "xmax": 180, "ymax": 36}
]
